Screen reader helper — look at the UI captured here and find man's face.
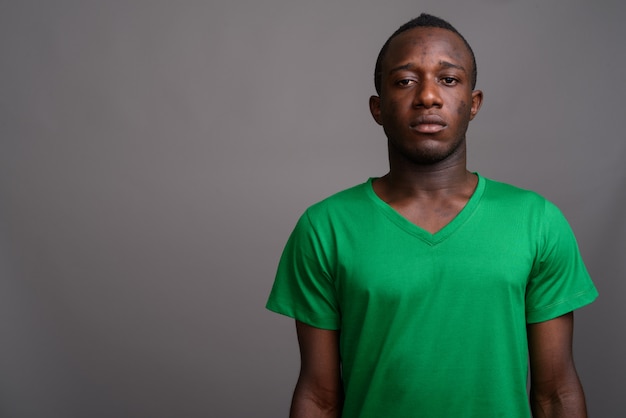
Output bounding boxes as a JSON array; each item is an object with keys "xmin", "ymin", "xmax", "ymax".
[{"xmin": 370, "ymin": 27, "xmax": 483, "ymax": 165}]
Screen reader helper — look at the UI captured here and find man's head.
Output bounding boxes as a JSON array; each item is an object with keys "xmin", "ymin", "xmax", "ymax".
[
  {"xmin": 369, "ymin": 14, "xmax": 483, "ymax": 166},
  {"xmin": 374, "ymin": 13, "xmax": 477, "ymax": 96}
]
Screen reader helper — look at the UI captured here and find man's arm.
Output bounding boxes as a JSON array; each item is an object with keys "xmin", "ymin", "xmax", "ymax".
[
  {"xmin": 527, "ymin": 311, "xmax": 587, "ymax": 418},
  {"xmin": 290, "ymin": 320, "xmax": 343, "ymax": 418}
]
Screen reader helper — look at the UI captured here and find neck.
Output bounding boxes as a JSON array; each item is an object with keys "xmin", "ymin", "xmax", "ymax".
[{"xmin": 379, "ymin": 142, "xmax": 473, "ymax": 197}]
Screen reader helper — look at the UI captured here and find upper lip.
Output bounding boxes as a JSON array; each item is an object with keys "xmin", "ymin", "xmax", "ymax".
[{"xmin": 410, "ymin": 114, "xmax": 447, "ymax": 127}]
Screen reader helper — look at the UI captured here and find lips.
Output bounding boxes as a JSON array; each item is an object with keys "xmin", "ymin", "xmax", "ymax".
[{"xmin": 410, "ymin": 114, "xmax": 447, "ymax": 134}]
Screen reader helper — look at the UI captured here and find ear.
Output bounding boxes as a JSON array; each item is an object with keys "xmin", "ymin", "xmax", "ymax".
[
  {"xmin": 469, "ymin": 90, "xmax": 483, "ymax": 121},
  {"xmin": 369, "ymin": 95, "xmax": 383, "ymax": 125}
]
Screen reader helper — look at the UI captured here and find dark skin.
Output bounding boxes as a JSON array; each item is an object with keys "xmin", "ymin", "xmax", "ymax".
[
  {"xmin": 369, "ymin": 26, "xmax": 482, "ymax": 234},
  {"xmin": 290, "ymin": 322, "xmax": 342, "ymax": 418},
  {"xmin": 291, "ymin": 27, "xmax": 587, "ymax": 417}
]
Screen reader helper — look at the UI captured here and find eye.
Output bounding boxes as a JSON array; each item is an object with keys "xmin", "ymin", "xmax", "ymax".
[
  {"xmin": 396, "ymin": 79, "xmax": 416, "ymax": 87},
  {"xmin": 440, "ymin": 77, "xmax": 458, "ymax": 86}
]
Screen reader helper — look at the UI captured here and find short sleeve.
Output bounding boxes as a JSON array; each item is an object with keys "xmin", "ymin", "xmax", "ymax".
[
  {"xmin": 525, "ymin": 201, "xmax": 598, "ymax": 323},
  {"xmin": 266, "ymin": 211, "xmax": 340, "ymax": 330}
]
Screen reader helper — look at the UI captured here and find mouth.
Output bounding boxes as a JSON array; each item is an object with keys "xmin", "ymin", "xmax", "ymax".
[{"xmin": 410, "ymin": 114, "xmax": 447, "ymax": 134}]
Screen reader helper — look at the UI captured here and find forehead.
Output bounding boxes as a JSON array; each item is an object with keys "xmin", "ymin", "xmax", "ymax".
[{"xmin": 383, "ymin": 27, "xmax": 471, "ymax": 70}]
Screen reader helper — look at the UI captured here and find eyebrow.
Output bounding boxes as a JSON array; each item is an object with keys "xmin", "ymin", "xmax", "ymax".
[
  {"xmin": 439, "ymin": 60, "xmax": 466, "ymax": 72},
  {"xmin": 389, "ymin": 63, "xmax": 415, "ymax": 74},
  {"xmin": 388, "ymin": 60, "xmax": 467, "ymax": 74}
]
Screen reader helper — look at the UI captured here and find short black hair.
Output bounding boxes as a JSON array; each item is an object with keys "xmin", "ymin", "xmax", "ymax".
[{"xmin": 374, "ymin": 13, "xmax": 477, "ymax": 95}]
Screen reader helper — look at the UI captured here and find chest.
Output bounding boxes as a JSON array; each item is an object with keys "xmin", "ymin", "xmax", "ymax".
[{"xmin": 332, "ymin": 218, "xmax": 537, "ymax": 312}]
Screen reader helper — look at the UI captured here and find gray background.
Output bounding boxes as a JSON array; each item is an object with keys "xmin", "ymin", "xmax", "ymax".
[{"xmin": 1, "ymin": 0, "xmax": 624, "ymax": 417}]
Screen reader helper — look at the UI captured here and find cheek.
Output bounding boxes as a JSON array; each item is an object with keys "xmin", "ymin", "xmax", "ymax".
[
  {"xmin": 457, "ymin": 100, "xmax": 468, "ymax": 116},
  {"xmin": 383, "ymin": 99, "xmax": 403, "ymax": 121}
]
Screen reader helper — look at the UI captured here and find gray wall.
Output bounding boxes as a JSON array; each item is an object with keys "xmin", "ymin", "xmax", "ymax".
[{"xmin": 1, "ymin": 1, "xmax": 624, "ymax": 417}]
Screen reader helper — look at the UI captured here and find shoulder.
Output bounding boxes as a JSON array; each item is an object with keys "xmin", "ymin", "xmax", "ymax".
[
  {"xmin": 288, "ymin": 179, "xmax": 377, "ymax": 242},
  {"xmin": 482, "ymin": 176, "xmax": 544, "ymax": 202},
  {"xmin": 480, "ymin": 176, "xmax": 572, "ymax": 236},
  {"xmin": 304, "ymin": 180, "xmax": 373, "ymax": 219},
  {"xmin": 480, "ymin": 176, "xmax": 557, "ymax": 213}
]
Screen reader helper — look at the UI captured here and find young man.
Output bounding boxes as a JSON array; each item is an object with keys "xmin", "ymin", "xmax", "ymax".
[{"xmin": 267, "ymin": 13, "xmax": 598, "ymax": 418}]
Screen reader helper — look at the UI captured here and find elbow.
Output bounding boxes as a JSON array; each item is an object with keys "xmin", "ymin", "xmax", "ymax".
[
  {"xmin": 529, "ymin": 379, "xmax": 587, "ymax": 417},
  {"xmin": 290, "ymin": 379, "xmax": 343, "ymax": 417}
]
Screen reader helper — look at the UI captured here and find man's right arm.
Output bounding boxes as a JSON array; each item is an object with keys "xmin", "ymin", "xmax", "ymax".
[{"xmin": 290, "ymin": 320, "xmax": 343, "ymax": 418}]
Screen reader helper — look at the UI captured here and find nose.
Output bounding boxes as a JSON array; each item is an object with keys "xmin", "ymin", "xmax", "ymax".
[{"xmin": 413, "ymin": 79, "xmax": 442, "ymax": 108}]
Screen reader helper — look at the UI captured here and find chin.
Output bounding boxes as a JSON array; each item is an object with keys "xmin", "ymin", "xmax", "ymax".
[
  {"xmin": 388, "ymin": 135, "xmax": 466, "ymax": 166},
  {"xmin": 406, "ymin": 143, "xmax": 460, "ymax": 165},
  {"xmin": 409, "ymin": 153, "xmax": 451, "ymax": 165}
]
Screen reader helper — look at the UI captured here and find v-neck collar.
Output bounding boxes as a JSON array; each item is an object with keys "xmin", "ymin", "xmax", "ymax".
[{"xmin": 364, "ymin": 173, "xmax": 486, "ymax": 245}]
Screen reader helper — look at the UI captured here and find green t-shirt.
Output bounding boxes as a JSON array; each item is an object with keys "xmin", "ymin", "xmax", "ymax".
[{"xmin": 266, "ymin": 174, "xmax": 598, "ymax": 417}]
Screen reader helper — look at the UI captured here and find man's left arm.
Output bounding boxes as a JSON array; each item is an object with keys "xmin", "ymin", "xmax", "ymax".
[{"xmin": 527, "ymin": 311, "xmax": 587, "ymax": 418}]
